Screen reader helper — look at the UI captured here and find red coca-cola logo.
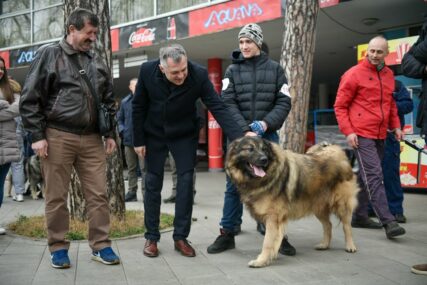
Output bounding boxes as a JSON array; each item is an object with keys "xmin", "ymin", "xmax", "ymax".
[{"xmin": 129, "ymin": 27, "xmax": 156, "ymax": 48}]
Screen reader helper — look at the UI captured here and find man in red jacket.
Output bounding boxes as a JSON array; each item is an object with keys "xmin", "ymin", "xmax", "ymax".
[{"xmin": 334, "ymin": 36, "xmax": 406, "ymax": 239}]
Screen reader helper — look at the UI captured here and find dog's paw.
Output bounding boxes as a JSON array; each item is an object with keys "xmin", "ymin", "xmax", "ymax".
[
  {"xmin": 345, "ymin": 244, "xmax": 357, "ymax": 253},
  {"xmin": 32, "ymin": 196, "xmax": 39, "ymax": 200},
  {"xmin": 272, "ymin": 252, "xmax": 278, "ymax": 260},
  {"xmin": 248, "ymin": 259, "xmax": 268, "ymax": 268},
  {"xmin": 315, "ymin": 243, "xmax": 330, "ymax": 250}
]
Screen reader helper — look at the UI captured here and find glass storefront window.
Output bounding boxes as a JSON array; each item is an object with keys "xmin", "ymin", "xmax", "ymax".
[
  {"xmin": 0, "ymin": 0, "xmax": 30, "ymax": 15},
  {"xmin": 33, "ymin": 6, "xmax": 63, "ymax": 42},
  {"xmin": 34, "ymin": 0, "xmax": 62, "ymax": 10},
  {"xmin": 110, "ymin": 0, "xmax": 154, "ymax": 26},
  {"xmin": 157, "ymin": 0, "xmax": 206, "ymax": 15},
  {"xmin": 0, "ymin": 14, "xmax": 31, "ymax": 48}
]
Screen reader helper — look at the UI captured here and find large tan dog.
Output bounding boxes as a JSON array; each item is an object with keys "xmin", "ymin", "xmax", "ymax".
[{"xmin": 226, "ymin": 136, "xmax": 359, "ymax": 268}]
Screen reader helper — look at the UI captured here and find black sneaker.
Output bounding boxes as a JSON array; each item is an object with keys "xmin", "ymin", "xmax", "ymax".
[
  {"xmin": 384, "ymin": 221, "xmax": 405, "ymax": 239},
  {"xmin": 279, "ymin": 236, "xmax": 296, "ymax": 256},
  {"xmin": 351, "ymin": 218, "xmax": 382, "ymax": 229},
  {"xmin": 163, "ymin": 194, "xmax": 176, "ymax": 203},
  {"xmin": 394, "ymin": 214, "xmax": 407, "ymax": 223},
  {"xmin": 124, "ymin": 191, "xmax": 137, "ymax": 202},
  {"xmin": 256, "ymin": 222, "xmax": 266, "ymax": 235},
  {"xmin": 207, "ymin": 229, "xmax": 235, "ymax": 254}
]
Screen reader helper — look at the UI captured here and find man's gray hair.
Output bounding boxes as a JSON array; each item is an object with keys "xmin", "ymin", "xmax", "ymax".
[{"xmin": 159, "ymin": 44, "xmax": 187, "ymax": 68}]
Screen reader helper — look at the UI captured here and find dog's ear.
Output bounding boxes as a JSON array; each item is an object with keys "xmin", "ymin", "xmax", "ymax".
[
  {"xmin": 261, "ymin": 139, "xmax": 275, "ymax": 161},
  {"xmin": 225, "ymin": 137, "xmax": 243, "ymax": 163}
]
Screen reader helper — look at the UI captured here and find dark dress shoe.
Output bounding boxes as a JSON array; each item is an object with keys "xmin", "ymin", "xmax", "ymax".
[
  {"xmin": 163, "ymin": 195, "xmax": 176, "ymax": 203},
  {"xmin": 124, "ymin": 191, "xmax": 137, "ymax": 202},
  {"xmin": 174, "ymin": 239, "xmax": 196, "ymax": 257},
  {"xmin": 143, "ymin": 240, "xmax": 158, "ymax": 257},
  {"xmin": 394, "ymin": 213, "xmax": 407, "ymax": 223},
  {"xmin": 256, "ymin": 222, "xmax": 266, "ymax": 235},
  {"xmin": 351, "ymin": 218, "xmax": 382, "ymax": 229}
]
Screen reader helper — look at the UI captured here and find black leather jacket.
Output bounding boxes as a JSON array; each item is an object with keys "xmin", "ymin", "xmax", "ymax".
[{"xmin": 20, "ymin": 37, "xmax": 115, "ymax": 142}]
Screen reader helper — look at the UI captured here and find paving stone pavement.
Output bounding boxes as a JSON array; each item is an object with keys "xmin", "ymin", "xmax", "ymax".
[{"xmin": 1, "ymin": 171, "xmax": 426, "ymax": 285}]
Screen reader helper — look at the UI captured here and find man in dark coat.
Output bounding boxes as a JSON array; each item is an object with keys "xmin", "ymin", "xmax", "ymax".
[
  {"xmin": 382, "ymin": 80, "xmax": 413, "ymax": 223},
  {"xmin": 132, "ymin": 44, "xmax": 244, "ymax": 258},
  {"xmin": 402, "ymin": 19, "xmax": 427, "ymax": 145},
  {"xmin": 118, "ymin": 78, "xmax": 145, "ymax": 202},
  {"xmin": 401, "ymin": 15, "xmax": 427, "ymax": 276}
]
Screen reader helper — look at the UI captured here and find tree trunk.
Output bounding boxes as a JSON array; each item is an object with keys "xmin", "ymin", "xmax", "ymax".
[
  {"xmin": 279, "ymin": 0, "xmax": 319, "ymax": 153},
  {"xmin": 65, "ymin": 0, "xmax": 126, "ymax": 221}
]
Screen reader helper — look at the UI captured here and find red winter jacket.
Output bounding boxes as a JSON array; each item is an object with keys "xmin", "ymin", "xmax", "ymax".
[{"xmin": 334, "ymin": 58, "xmax": 400, "ymax": 140}]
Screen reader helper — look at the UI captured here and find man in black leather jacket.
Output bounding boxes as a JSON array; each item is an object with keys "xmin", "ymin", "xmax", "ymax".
[
  {"xmin": 207, "ymin": 23, "xmax": 294, "ymax": 256},
  {"xmin": 20, "ymin": 8, "xmax": 119, "ymax": 269}
]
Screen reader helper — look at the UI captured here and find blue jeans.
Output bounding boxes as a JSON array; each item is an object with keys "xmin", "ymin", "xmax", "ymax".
[
  {"xmin": 10, "ymin": 127, "xmax": 25, "ymax": 195},
  {"xmin": 220, "ymin": 131, "xmax": 279, "ymax": 231},
  {"xmin": 0, "ymin": 163, "xmax": 12, "ymax": 207},
  {"xmin": 382, "ymin": 133, "xmax": 403, "ymax": 215}
]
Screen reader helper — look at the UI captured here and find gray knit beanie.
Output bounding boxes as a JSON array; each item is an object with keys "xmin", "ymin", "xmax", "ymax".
[{"xmin": 238, "ymin": 23, "xmax": 263, "ymax": 48}]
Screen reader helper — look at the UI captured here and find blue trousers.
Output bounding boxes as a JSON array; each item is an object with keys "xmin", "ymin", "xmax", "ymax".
[
  {"xmin": 0, "ymin": 163, "xmax": 12, "ymax": 207},
  {"xmin": 220, "ymin": 132, "xmax": 279, "ymax": 231},
  {"xmin": 382, "ymin": 133, "xmax": 404, "ymax": 215}
]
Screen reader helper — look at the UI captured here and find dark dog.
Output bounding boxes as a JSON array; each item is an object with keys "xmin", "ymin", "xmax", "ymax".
[
  {"xmin": 24, "ymin": 155, "xmax": 44, "ymax": 200},
  {"xmin": 226, "ymin": 137, "xmax": 359, "ymax": 267}
]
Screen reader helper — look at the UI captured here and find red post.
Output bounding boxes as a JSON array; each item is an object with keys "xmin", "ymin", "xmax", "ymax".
[{"xmin": 207, "ymin": 58, "xmax": 224, "ymax": 171}]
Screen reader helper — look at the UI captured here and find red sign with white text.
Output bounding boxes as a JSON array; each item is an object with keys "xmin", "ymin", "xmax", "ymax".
[
  {"xmin": 0, "ymin": 51, "xmax": 10, "ymax": 68},
  {"xmin": 189, "ymin": 0, "xmax": 282, "ymax": 37},
  {"xmin": 129, "ymin": 26, "xmax": 156, "ymax": 48},
  {"xmin": 319, "ymin": 0, "xmax": 340, "ymax": 8}
]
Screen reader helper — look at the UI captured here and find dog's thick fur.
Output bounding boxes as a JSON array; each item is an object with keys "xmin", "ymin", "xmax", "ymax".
[
  {"xmin": 226, "ymin": 137, "xmax": 359, "ymax": 268},
  {"xmin": 25, "ymin": 155, "xmax": 44, "ymax": 200},
  {"xmin": 5, "ymin": 155, "xmax": 43, "ymax": 200}
]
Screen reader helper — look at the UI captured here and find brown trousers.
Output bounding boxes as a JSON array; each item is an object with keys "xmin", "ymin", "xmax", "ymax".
[{"xmin": 41, "ymin": 128, "xmax": 111, "ymax": 252}]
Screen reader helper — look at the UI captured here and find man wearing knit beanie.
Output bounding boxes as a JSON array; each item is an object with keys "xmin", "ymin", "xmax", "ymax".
[
  {"xmin": 238, "ymin": 23, "xmax": 263, "ymax": 49},
  {"xmin": 207, "ymin": 23, "xmax": 295, "ymax": 260}
]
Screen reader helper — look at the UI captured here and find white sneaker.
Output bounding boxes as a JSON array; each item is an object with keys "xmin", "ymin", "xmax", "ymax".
[
  {"xmin": 0, "ymin": 227, "xmax": 5, "ymax": 235},
  {"xmin": 13, "ymin": 194, "xmax": 24, "ymax": 202}
]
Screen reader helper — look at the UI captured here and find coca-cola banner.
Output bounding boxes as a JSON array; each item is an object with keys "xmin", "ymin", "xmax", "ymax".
[
  {"xmin": 119, "ymin": 13, "xmax": 189, "ymax": 50},
  {"xmin": 188, "ymin": 0, "xmax": 284, "ymax": 37},
  {"xmin": 357, "ymin": 36, "xmax": 418, "ymax": 65}
]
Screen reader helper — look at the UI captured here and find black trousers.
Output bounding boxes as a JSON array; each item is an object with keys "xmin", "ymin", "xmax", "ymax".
[{"xmin": 143, "ymin": 135, "xmax": 198, "ymax": 241}]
